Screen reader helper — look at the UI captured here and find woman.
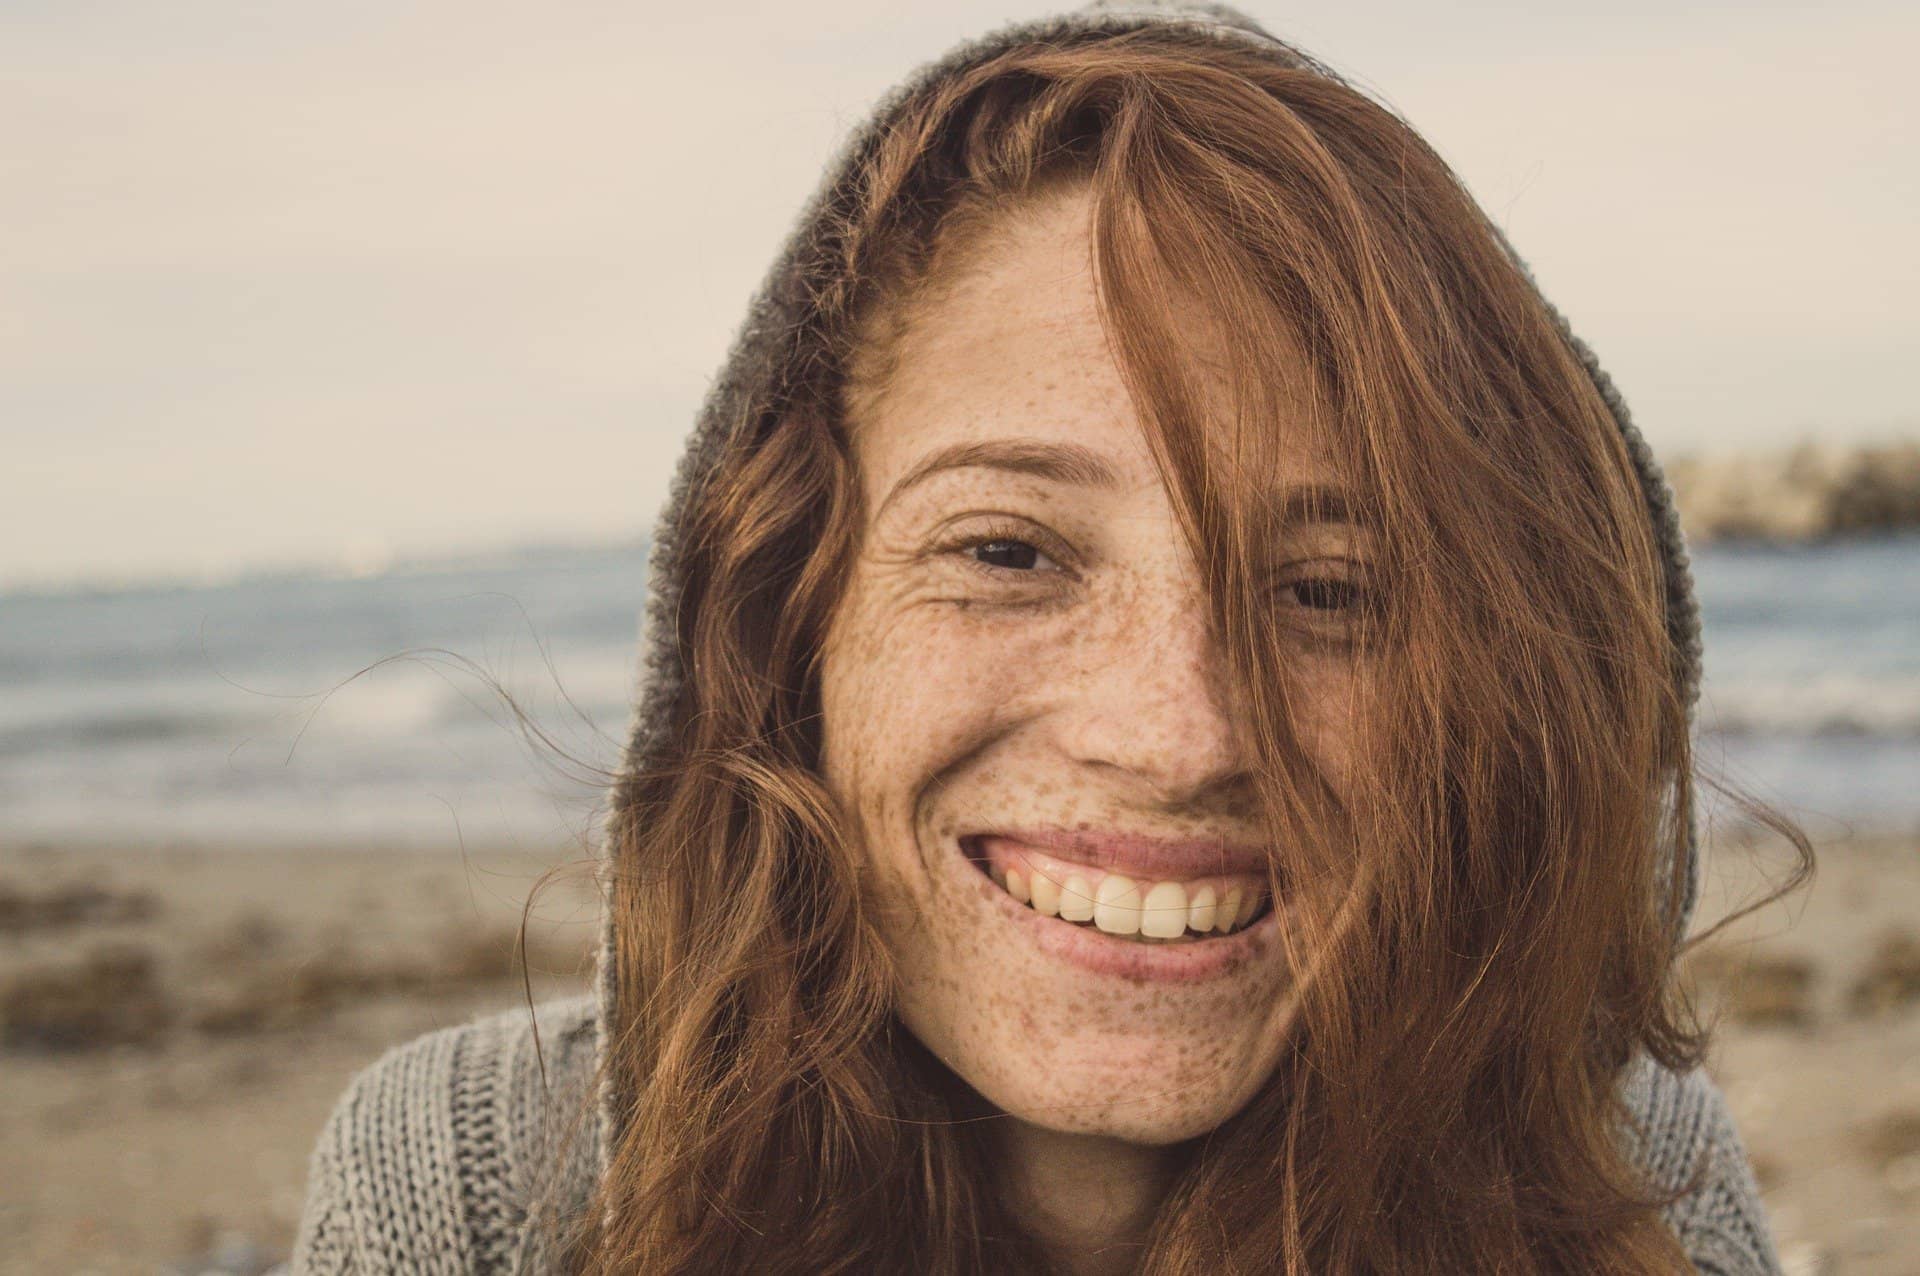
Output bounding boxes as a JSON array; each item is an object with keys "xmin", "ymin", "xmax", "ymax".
[{"xmin": 293, "ymin": 3, "xmax": 1808, "ymax": 1272}]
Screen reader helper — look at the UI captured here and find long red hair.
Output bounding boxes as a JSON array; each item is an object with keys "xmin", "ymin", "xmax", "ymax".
[{"xmin": 559, "ymin": 26, "xmax": 1811, "ymax": 1272}]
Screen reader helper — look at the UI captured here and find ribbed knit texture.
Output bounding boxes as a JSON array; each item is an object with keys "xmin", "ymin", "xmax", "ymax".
[
  {"xmin": 292, "ymin": 996, "xmax": 600, "ymax": 1275},
  {"xmin": 290, "ymin": 2, "xmax": 1784, "ymax": 1271},
  {"xmin": 290, "ymin": 996, "xmax": 1783, "ymax": 1275}
]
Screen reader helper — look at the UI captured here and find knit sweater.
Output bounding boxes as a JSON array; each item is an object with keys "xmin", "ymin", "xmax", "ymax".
[
  {"xmin": 292, "ymin": 993, "xmax": 1781, "ymax": 1274},
  {"xmin": 290, "ymin": 2, "xmax": 1786, "ymax": 1271}
]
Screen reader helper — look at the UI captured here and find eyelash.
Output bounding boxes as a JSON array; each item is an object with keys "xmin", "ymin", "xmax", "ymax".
[
  {"xmin": 942, "ymin": 519, "xmax": 1073, "ymax": 582},
  {"xmin": 1282, "ymin": 575, "xmax": 1372, "ymax": 614},
  {"xmin": 940, "ymin": 519, "xmax": 1371, "ymax": 615}
]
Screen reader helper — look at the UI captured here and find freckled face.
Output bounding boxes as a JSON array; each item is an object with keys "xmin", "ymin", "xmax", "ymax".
[{"xmin": 817, "ymin": 189, "xmax": 1363, "ymax": 1144}]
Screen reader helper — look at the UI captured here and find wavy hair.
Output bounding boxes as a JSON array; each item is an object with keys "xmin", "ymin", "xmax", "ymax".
[{"xmin": 560, "ymin": 26, "xmax": 1811, "ymax": 1273}]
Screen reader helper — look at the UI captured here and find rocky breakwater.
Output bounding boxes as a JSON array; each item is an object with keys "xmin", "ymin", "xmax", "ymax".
[{"xmin": 1665, "ymin": 439, "xmax": 1920, "ymax": 542}]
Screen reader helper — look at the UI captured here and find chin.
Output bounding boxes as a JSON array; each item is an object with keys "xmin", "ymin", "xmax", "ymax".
[
  {"xmin": 1036, "ymin": 1098, "xmax": 1247, "ymax": 1146},
  {"xmin": 906, "ymin": 1003, "xmax": 1289, "ymax": 1147}
]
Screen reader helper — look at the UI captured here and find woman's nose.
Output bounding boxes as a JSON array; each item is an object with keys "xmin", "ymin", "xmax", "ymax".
[{"xmin": 1053, "ymin": 583, "xmax": 1250, "ymax": 806}]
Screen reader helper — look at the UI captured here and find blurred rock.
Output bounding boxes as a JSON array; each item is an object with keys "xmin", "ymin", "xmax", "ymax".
[
  {"xmin": 191, "ymin": 912, "xmax": 285, "ymax": 966},
  {"xmin": 1847, "ymin": 927, "xmax": 1920, "ymax": 1017},
  {"xmin": 1861, "ymin": 1109, "xmax": 1920, "ymax": 1170},
  {"xmin": 1683, "ymin": 948, "xmax": 1819, "ymax": 1029},
  {"xmin": 1748, "ymin": 1149, "xmax": 1787, "ymax": 1190},
  {"xmin": 161, "ymin": 1227, "xmax": 281, "ymax": 1276},
  {"xmin": 1666, "ymin": 439, "xmax": 1920, "ymax": 542},
  {"xmin": 0, "ymin": 880, "xmax": 158, "ymax": 933},
  {"xmin": 0, "ymin": 942, "xmax": 174, "ymax": 1051},
  {"xmin": 187, "ymin": 924, "xmax": 587, "ymax": 1039},
  {"xmin": 1779, "ymin": 1243, "xmax": 1835, "ymax": 1276}
]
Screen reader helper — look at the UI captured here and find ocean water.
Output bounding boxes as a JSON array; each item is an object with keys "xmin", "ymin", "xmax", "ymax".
[{"xmin": 2, "ymin": 536, "xmax": 1916, "ymax": 851}]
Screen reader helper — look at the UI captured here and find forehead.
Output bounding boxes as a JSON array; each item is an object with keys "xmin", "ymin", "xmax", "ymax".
[
  {"xmin": 846, "ymin": 187, "xmax": 1335, "ymax": 506},
  {"xmin": 852, "ymin": 194, "xmax": 1122, "ymax": 480}
]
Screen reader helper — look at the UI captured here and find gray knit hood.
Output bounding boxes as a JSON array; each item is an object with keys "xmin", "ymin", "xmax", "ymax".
[{"xmin": 591, "ymin": 0, "xmax": 1706, "ymax": 1192}]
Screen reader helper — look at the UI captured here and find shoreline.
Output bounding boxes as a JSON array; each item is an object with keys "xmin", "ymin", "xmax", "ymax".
[
  {"xmin": 4, "ymin": 831, "xmax": 1916, "ymax": 1273},
  {"xmin": 3, "ymin": 441, "xmax": 1916, "ymax": 604}
]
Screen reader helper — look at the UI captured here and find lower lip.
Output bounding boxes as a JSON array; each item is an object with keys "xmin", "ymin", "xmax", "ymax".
[{"xmin": 957, "ymin": 838, "xmax": 1281, "ymax": 984}]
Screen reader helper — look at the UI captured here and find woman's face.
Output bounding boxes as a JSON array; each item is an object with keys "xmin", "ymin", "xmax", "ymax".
[{"xmin": 819, "ymin": 188, "xmax": 1362, "ymax": 1145}]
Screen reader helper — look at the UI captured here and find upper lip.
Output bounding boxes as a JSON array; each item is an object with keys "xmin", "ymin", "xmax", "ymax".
[{"xmin": 966, "ymin": 827, "xmax": 1271, "ymax": 881}]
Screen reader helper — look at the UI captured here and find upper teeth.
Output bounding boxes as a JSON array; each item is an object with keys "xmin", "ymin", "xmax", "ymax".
[{"xmin": 992, "ymin": 861, "xmax": 1265, "ymax": 937}]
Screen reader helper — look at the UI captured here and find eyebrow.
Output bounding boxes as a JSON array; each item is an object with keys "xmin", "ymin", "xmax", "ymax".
[
  {"xmin": 877, "ymin": 436, "xmax": 1359, "ymax": 528},
  {"xmin": 1267, "ymin": 483, "xmax": 1358, "ymax": 528},
  {"xmin": 878, "ymin": 439, "xmax": 1125, "ymax": 519}
]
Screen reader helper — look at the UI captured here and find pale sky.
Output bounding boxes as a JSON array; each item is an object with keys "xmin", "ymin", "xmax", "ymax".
[{"xmin": 4, "ymin": 0, "xmax": 1915, "ymax": 590}]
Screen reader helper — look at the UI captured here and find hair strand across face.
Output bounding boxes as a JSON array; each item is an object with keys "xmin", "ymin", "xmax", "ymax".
[{"xmin": 550, "ymin": 23, "xmax": 1813, "ymax": 1274}]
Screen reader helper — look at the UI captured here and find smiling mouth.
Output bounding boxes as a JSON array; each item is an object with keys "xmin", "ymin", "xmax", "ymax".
[{"xmin": 962, "ymin": 838, "xmax": 1275, "ymax": 944}]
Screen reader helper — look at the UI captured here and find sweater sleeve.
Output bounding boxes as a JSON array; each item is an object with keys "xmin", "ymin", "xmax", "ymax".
[
  {"xmin": 287, "ymin": 1019, "xmax": 476, "ymax": 1275},
  {"xmin": 1620, "ymin": 1055, "xmax": 1785, "ymax": 1275},
  {"xmin": 288, "ymin": 1084, "xmax": 365, "ymax": 1275},
  {"xmin": 287, "ymin": 996, "xmax": 601, "ymax": 1276},
  {"xmin": 1670, "ymin": 1081, "xmax": 1783, "ymax": 1276}
]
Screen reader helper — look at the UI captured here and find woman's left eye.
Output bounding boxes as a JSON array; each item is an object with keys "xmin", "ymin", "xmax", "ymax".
[{"xmin": 1281, "ymin": 576, "xmax": 1366, "ymax": 612}]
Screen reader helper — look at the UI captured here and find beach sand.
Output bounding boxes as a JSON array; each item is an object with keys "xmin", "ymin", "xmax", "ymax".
[
  {"xmin": 3, "ymin": 827, "xmax": 1916, "ymax": 1274},
  {"xmin": 1685, "ymin": 823, "xmax": 1920, "ymax": 1274},
  {"xmin": 0, "ymin": 844, "xmax": 601, "ymax": 1274}
]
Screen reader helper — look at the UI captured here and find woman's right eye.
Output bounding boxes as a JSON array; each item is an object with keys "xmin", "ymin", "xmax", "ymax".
[
  {"xmin": 967, "ymin": 537, "xmax": 1056, "ymax": 573},
  {"xmin": 938, "ymin": 518, "xmax": 1071, "ymax": 579}
]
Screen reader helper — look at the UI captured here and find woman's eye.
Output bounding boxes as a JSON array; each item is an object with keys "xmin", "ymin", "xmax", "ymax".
[
  {"xmin": 1273, "ymin": 566, "xmax": 1377, "ymax": 628},
  {"xmin": 934, "ymin": 518, "xmax": 1071, "ymax": 580},
  {"xmin": 1283, "ymin": 576, "xmax": 1363, "ymax": 612},
  {"xmin": 965, "ymin": 536, "xmax": 1059, "ymax": 574}
]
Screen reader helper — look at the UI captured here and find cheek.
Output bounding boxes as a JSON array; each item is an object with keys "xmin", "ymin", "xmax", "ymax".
[
  {"xmin": 820, "ymin": 596, "xmax": 1034, "ymax": 854},
  {"xmin": 1289, "ymin": 663, "xmax": 1359, "ymax": 803}
]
